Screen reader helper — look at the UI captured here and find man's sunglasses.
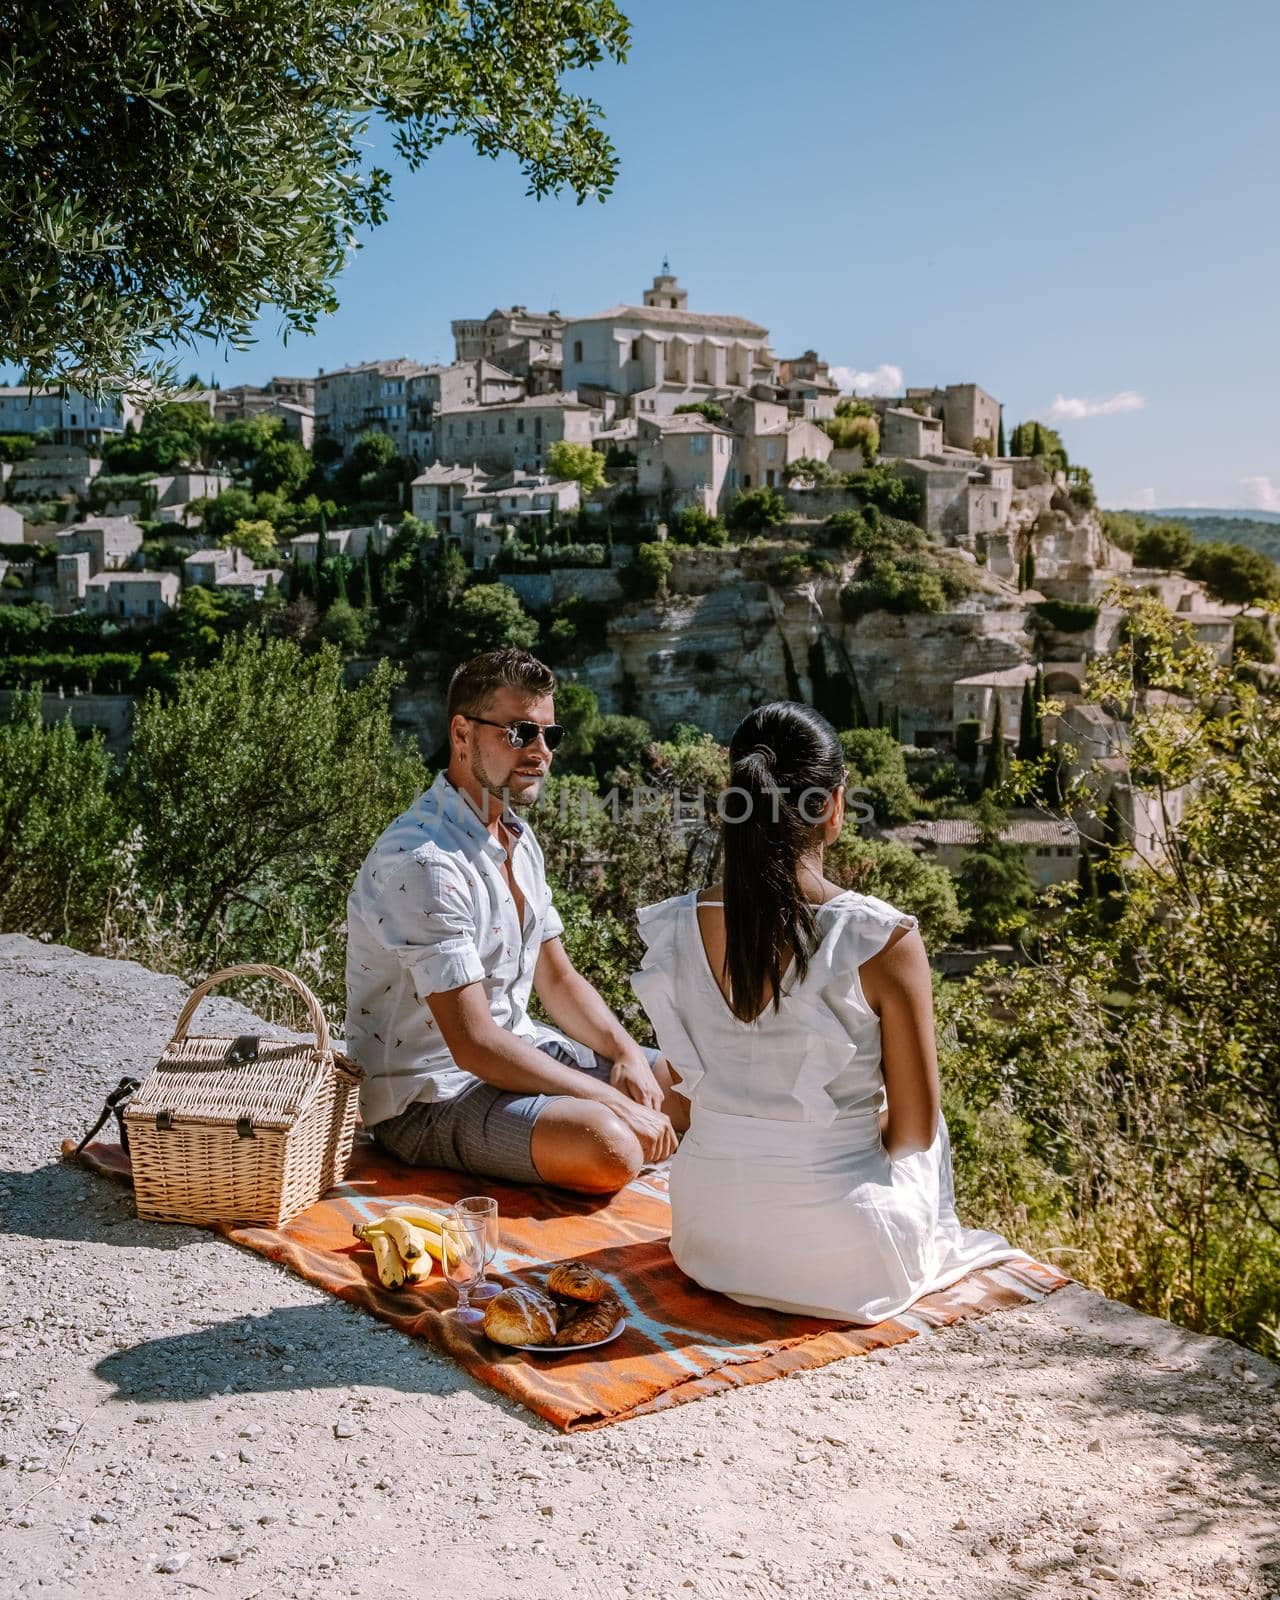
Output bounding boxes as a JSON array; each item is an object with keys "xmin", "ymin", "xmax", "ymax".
[{"xmin": 462, "ymin": 714, "xmax": 565, "ymax": 751}]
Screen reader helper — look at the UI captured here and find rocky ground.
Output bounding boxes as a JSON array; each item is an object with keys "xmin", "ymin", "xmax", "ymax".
[{"xmin": 0, "ymin": 933, "xmax": 1276, "ymax": 1600}]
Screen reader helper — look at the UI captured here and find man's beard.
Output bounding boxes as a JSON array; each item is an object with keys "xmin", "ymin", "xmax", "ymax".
[{"xmin": 471, "ymin": 748, "xmax": 541, "ymax": 811}]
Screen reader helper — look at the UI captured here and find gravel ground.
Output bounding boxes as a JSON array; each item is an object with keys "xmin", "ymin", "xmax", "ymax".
[{"xmin": 1, "ymin": 933, "xmax": 1277, "ymax": 1600}]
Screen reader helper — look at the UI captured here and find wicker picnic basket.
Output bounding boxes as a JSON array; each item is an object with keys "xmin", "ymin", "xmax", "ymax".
[{"xmin": 123, "ymin": 963, "xmax": 362, "ymax": 1227}]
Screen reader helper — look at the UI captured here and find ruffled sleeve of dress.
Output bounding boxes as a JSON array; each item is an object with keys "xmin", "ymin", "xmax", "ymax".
[
  {"xmin": 627, "ymin": 895, "xmax": 706, "ymax": 1101},
  {"xmin": 825, "ymin": 893, "xmax": 919, "ymax": 1015},
  {"xmin": 785, "ymin": 893, "xmax": 920, "ymax": 1123}
]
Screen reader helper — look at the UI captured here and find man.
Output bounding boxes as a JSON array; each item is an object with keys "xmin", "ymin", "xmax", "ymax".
[{"xmin": 345, "ymin": 646, "xmax": 688, "ymax": 1194}]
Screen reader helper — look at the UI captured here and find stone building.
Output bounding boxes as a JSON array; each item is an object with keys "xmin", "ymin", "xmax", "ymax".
[
  {"xmin": 54, "ymin": 517, "xmax": 144, "ymax": 577},
  {"xmin": 563, "ymin": 273, "xmax": 775, "ymax": 412},
  {"xmin": 903, "ymin": 383, "xmax": 1001, "ymax": 452},
  {"xmin": 774, "ymin": 351, "xmax": 841, "ymax": 421},
  {"xmin": 635, "ymin": 412, "xmax": 740, "ymax": 515},
  {"xmin": 880, "ymin": 406, "xmax": 944, "ymax": 459},
  {"xmin": 895, "ymin": 457, "xmax": 1013, "ymax": 542},
  {"xmin": 0, "ymin": 386, "xmax": 140, "ymax": 446},
  {"xmin": 406, "ymin": 362, "xmax": 526, "ymax": 465},
  {"xmin": 409, "ymin": 463, "xmax": 490, "ymax": 537},
  {"xmin": 723, "ymin": 396, "xmax": 833, "ymax": 490},
  {"xmin": 451, "ymin": 307, "xmax": 565, "ymax": 389},
  {"xmin": 883, "ymin": 813, "xmax": 1082, "ymax": 889},
  {"xmin": 84, "ymin": 570, "xmax": 180, "ymax": 622},
  {"xmin": 434, "ymin": 394, "xmax": 597, "ymax": 475},
  {"xmin": 314, "ymin": 358, "xmax": 427, "ymax": 456},
  {"xmin": 4, "ymin": 444, "xmax": 102, "ymax": 501},
  {"xmin": 214, "ymin": 377, "xmax": 316, "ymax": 445}
]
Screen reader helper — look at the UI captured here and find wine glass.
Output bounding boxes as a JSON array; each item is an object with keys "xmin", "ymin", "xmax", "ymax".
[
  {"xmin": 440, "ymin": 1212, "xmax": 487, "ymax": 1325},
  {"xmin": 454, "ymin": 1197, "xmax": 500, "ymax": 1302}
]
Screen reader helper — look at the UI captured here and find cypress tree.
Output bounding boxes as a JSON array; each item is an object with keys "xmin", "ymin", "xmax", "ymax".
[
  {"xmin": 997, "ymin": 414, "xmax": 1007, "ymax": 456},
  {"xmin": 334, "ymin": 556, "xmax": 349, "ymax": 603},
  {"xmin": 1032, "ymin": 665, "xmax": 1046, "ymax": 759},
  {"xmin": 1032, "ymin": 422, "xmax": 1045, "ymax": 457},
  {"xmin": 1076, "ymin": 847, "xmax": 1099, "ymax": 922},
  {"xmin": 876, "ymin": 699, "xmax": 885, "ymax": 729},
  {"xmin": 1025, "ymin": 544, "xmax": 1036, "ymax": 590},
  {"xmin": 604, "ymin": 523, "xmax": 614, "ymax": 568},
  {"xmin": 1017, "ymin": 678, "xmax": 1037, "ymax": 761},
  {"xmin": 981, "ymin": 695, "xmax": 1007, "ymax": 790},
  {"xmin": 890, "ymin": 705, "xmax": 901, "ymax": 741},
  {"xmin": 360, "ymin": 550, "xmax": 374, "ymax": 611}
]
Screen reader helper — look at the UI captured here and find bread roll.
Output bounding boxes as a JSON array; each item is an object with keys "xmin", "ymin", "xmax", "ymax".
[
  {"xmin": 553, "ymin": 1291, "xmax": 623, "ymax": 1347},
  {"xmin": 546, "ymin": 1260, "xmax": 608, "ymax": 1303},
  {"xmin": 482, "ymin": 1286, "xmax": 558, "ymax": 1346}
]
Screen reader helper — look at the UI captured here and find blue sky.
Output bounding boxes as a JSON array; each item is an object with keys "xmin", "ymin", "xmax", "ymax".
[{"xmin": 179, "ymin": 0, "xmax": 1279, "ymax": 511}]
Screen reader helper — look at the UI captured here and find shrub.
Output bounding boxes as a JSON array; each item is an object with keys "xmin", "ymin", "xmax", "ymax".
[
  {"xmin": 439, "ymin": 583, "xmax": 539, "ymax": 658},
  {"xmin": 1233, "ymin": 615, "xmax": 1275, "ymax": 664},
  {"xmin": 0, "ymin": 688, "xmax": 124, "ymax": 943},
  {"xmin": 669, "ymin": 507, "xmax": 727, "ymax": 547},
  {"xmin": 1034, "ymin": 598, "xmax": 1100, "ymax": 633},
  {"xmin": 617, "ymin": 540, "xmax": 672, "ymax": 600},
  {"xmin": 0, "ymin": 651, "xmax": 144, "ymax": 692},
  {"xmin": 672, "ymin": 401, "xmax": 725, "ymax": 424},
  {"xmin": 849, "ymin": 465, "xmax": 923, "ymax": 521},
  {"xmin": 840, "ymin": 556, "xmax": 947, "ymax": 621},
  {"xmin": 726, "ymin": 487, "xmax": 788, "ymax": 534}
]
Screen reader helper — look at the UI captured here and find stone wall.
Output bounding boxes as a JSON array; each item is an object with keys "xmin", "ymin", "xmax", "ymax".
[{"xmin": 0, "ymin": 689, "xmax": 135, "ymax": 753}]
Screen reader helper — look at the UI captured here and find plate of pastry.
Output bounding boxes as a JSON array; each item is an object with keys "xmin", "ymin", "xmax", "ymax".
[{"xmin": 482, "ymin": 1261, "xmax": 626, "ymax": 1355}]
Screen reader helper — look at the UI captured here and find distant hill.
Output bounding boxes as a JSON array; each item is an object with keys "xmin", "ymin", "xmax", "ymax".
[{"xmin": 1108, "ymin": 508, "xmax": 1280, "ymax": 563}]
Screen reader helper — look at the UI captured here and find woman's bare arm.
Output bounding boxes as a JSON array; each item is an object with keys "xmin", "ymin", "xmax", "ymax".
[{"xmin": 858, "ymin": 923, "xmax": 940, "ymax": 1159}]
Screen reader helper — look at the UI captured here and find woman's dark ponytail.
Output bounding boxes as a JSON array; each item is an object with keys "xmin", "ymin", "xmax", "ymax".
[{"xmin": 718, "ymin": 702, "xmax": 846, "ymax": 1023}]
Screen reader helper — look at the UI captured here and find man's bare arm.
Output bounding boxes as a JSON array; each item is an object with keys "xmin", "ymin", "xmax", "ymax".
[
  {"xmin": 530, "ymin": 935, "xmax": 639, "ymax": 1062},
  {"xmin": 425, "ymin": 981, "xmax": 631, "ymax": 1106}
]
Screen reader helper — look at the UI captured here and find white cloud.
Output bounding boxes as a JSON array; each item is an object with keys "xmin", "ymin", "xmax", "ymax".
[
  {"xmin": 830, "ymin": 362, "xmax": 903, "ymax": 398},
  {"xmin": 1048, "ymin": 390, "xmax": 1146, "ymax": 421},
  {"xmin": 1241, "ymin": 475, "xmax": 1280, "ymax": 513},
  {"xmin": 1109, "ymin": 486, "xmax": 1158, "ymax": 510}
]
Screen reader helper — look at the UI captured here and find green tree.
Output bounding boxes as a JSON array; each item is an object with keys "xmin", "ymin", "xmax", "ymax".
[
  {"xmin": 0, "ymin": 690, "xmax": 123, "ymax": 943},
  {"xmin": 127, "ymin": 636, "xmax": 424, "ymax": 951},
  {"xmin": 591, "ymin": 713, "xmax": 654, "ymax": 778},
  {"xmin": 839, "ymin": 726, "xmax": 919, "ymax": 825},
  {"xmin": 727, "ymin": 487, "xmax": 789, "ymax": 534},
  {"xmin": 1133, "ymin": 522, "xmax": 1195, "ymax": 570},
  {"xmin": 219, "ymin": 518, "xmax": 279, "ymax": 566},
  {"xmin": 199, "ymin": 487, "xmax": 257, "ymax": 540},
  {"xmin": 440, "ymin": 583, "xmax": 539, "ymax": 659},
  {"xmin": 1185, "ymin": 541, "xmax": 1280, "ymax": 606},
  {"xmin": 825, "ymin": 833, "xmax": 965, "ymax": 952},
  {"xmin": 4, "ymin": 0, "xmax": 631, "ymax": 394},
  {"xmin": 553, "ymin": 681, "xmax": 603, "ymax": 767},
  {"xmin": 997, "ymin": 414, "xmax": 1006, "ymax": 456},
  {"xmin": 956, "ymin": 803, "xmax": 1037, "ymax": 944},
  {"xmin": 318, "ymin": 597, "xmax": 369, "ymax": 654},
  {"xmin": 618, "ymin": 540, "xmax": 672, "ymax": 599},
  {"xmin": 251, "ymin": 437, "xmax": 312, "ymax": 498},
  {"xmin": 546, "ymin": 439, "xmax": 607, "ymax": 495},
  {"xmin": 981, "ymin": 696, "xmax": 1008, "ymax": 791}
]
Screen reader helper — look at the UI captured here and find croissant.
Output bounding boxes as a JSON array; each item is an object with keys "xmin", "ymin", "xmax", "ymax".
[
  {"xmin": 553, "ymin": 1291, "xmax": 623, "ymax": 1347},
  {"xmin": 547, "ymin": 1260, "xmax": 609, "ymax": 1303},
  {"xmin": 482, "ymin": 1286, "xmax": 559, "ymax": 1347}
]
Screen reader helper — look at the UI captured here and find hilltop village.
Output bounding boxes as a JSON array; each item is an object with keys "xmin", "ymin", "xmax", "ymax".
[{"xmin": 1, "ymin": 271, "xmax": 1270, "ymax": 892}]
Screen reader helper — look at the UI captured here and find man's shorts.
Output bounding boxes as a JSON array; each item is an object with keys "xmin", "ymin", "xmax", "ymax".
[{"xmin": 368, "ymin": 1035, "xmax": 663, "ymax": 1185}]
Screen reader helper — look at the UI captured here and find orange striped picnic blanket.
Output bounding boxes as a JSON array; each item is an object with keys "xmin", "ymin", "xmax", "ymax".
[{"xmin": 65, "ymin": 1131, "xmax": 1074, "ymax": 1431}]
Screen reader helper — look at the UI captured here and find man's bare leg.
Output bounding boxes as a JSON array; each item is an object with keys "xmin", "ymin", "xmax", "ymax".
[
  {"xmin": 650, "ymin": 1054, "xmax": 691, "ymax": 1133},
  {"xmin": 529, "ymin": 1099, "xmax": 644, "ymax": 1194}
]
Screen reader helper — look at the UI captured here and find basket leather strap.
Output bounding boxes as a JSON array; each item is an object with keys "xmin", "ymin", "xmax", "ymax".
[{"xmin": 71, "ymin": 1076, "xmax": 141, "ymax": 1158}]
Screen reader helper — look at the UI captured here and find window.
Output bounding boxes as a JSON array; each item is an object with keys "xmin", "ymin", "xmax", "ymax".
[
  {"xmin": 573, "ymin": 341, "xmax": 583, "ymax": 362},
  {"xmin": 691, "ymin": 435, "xmax": 706, "ymax": 454},
  {"xmin": 517, "ymin": 418, "xmax": 525, "ymax": 435},
  {"xmin": 466, "ymin": 420, "xmax": 473, "ymax": 438},
  {"xmin": 497, "ymin": 419, "xmax": 505, "ymax": 434},
  {"xmin": 630, "ymin": 339, "xmax": 640, "ymax": 360}
]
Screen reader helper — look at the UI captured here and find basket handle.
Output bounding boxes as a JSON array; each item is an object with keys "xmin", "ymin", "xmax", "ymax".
[{"xmin": 169, "ymin": 964, "xmax": 332, "ymax": 1057}]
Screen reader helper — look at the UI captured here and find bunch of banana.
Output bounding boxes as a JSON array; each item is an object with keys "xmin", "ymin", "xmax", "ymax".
[{"xmin": 353, "ymin": 1206, "xmax": 449, "ymax": 1291}]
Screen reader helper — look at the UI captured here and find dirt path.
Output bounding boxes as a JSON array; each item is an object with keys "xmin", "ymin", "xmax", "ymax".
[{"xmin": 1, "ymin": 934, "xmax": 1276, "ymax": 1600}]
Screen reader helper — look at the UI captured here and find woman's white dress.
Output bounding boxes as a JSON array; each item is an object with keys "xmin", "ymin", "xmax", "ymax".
[{"xmin": 628, "ymin": 888, "xmax": 1034, "ymax": 1324}]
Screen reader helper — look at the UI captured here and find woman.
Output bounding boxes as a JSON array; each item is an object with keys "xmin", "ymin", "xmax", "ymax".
[{"xmin": 628, "ymin": 700, "xmax": 1032, "ymax": 1323}]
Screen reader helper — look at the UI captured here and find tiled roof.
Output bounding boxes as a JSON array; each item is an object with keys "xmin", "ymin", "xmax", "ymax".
[
  {"xmin": 567, "ymin": 304, "xmax": 767, "ymax": 337},
  {"xmin": 889, "ymin": 816, "xmax": 1080, "ymax": 848}
]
